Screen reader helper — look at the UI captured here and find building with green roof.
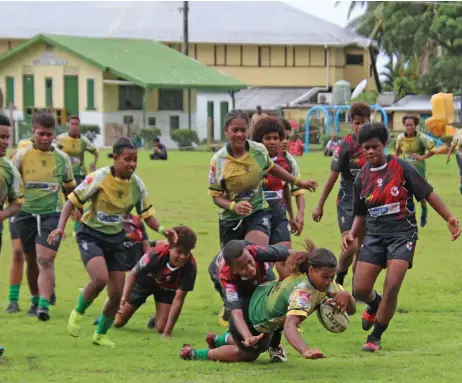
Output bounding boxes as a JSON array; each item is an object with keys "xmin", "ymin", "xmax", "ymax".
[{"xmin": 0, "ymin": 34, "xmax": 246, "ymax": 147}]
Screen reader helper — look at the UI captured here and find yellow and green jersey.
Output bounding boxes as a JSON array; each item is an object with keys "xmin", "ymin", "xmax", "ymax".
[
  {"xmin": 208, "ymin": 140, "xmax": 274, "ymax": 221},
  {"xmin": 0, "ymin": 156, "xmax": 23, "ymax": 208},
  {"xmin": 395, "ymin": 132, "xmax": 435, "ymax": 177},
  {"xmin": 13, "ymin": 145, "xmax": 75, "ymax": 214},
  {"xmin": 249, "ymin": 273, "xmax": 342, "ymax": 333},
  {"xmin": 68, "ymin": 166, "xmax": 155, "ymax": 235},
  {"xmin": 56, "ymin": 133, "xmax": 97, "ymax": 177}
]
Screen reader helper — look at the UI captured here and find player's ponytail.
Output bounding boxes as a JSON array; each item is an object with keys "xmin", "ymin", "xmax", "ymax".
[
  {"xmin": 108, "ymin": 136, "xmax": 137, "ymax": 158},
  {"xmin": 288, "ymin": 239, "xmax": 337, "ymax": 274}
]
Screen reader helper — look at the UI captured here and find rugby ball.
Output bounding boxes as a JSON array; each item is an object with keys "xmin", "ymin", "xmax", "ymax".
[{"xmin": 316, "ymin": 299, "xmax": 349, "ymax": 333}]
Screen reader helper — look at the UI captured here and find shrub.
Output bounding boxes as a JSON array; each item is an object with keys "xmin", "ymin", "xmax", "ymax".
[
  {"xmin": 171, "ymin": 129, "xmax": 199, "ymax": 150},
  {"xmin": 139, "ymin": 127, "xmax": 161, "ymax": 149}
]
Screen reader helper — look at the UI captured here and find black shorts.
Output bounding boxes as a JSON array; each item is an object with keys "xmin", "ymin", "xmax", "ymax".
[
  {"xmin": 15, "ymin": 211, "xmax": 61, "ymax": 253},
  {"xmin": 359, "ymin": 235, "xmax": 417, "ymax": 269},
  {"xmin": 228, "ymin": 297, "xmax": 272, "ymax": 356},
  {"xmin": 8, "ymin": 215, "xmax": 20, "ymax": 241},
  {"xmin": 268, "ymin": 205, "xmax": 290, "ymax": 245},
  {"xmin": 127, "ymin": 282, "xmax": 175, "ymax": 308},
  {"xmin": 456, "ymin": 155, "xmax": 462, "ymax": 176},
  {"xmin": 76, "ymin": 224, "xmax": 126, "ymax": 272},
  {"xmin": 124, "ymin": 243, "xmax": 144, "ymax": 271},
  {"xmin": 219, "ymin": 209, "xmax": 271, "ymax": 247},
  {"xmin": 337, "ymin": 194, "xmax": 354, "ymax": 233},
  {"xmin": 74, "ymin": 175, "xmax": 85, "ymax": 186}
]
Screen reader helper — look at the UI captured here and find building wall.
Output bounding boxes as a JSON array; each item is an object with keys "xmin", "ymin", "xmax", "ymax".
[
  {"xmin": 196, "ymin": 91, "xmax": 233, "ymax": 141},
  {"xmin": 0, "ymin": 42, "xmax": 103, "ymax": 113},
  {"xmin": 164, "ymin": 43, "xmax": 377, "ymax": 90},
  {"xmin": 0, "ymin": 39, "xmax": 27, "ymax": 54}
]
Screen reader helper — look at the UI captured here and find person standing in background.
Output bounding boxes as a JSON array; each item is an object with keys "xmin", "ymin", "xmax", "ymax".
[{"xmin": 250, "ymin": 106, "xmax": 268, "ymax": 139}]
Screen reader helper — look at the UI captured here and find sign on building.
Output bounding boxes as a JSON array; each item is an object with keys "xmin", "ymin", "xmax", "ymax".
[{"xmin": 32, "ymin": 53, "xmax": 67, "ymax": 66}]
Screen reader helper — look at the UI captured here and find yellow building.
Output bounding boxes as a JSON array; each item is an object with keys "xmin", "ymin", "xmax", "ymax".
[
  {"xmin": 0, "ymin": 34, "xmax": 245, "ymax": 147},
  {"xmin": 0, "ymin": 1, "xmax": 379, "ymax": 141}
]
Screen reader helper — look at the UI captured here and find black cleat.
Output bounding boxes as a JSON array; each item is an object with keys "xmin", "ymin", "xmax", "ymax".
[
  {"xmin": 0, "ymin": 347, "xmax": 4, "ymax": 357},
  {"xmin": 50, "ymin": 293, "xmax": 57, "ymax": 306},
  {"xmin": 37, "ymin": 307, "xmax": 50, "ymax": 321},
  {"xmin": 147, "ymin": 316, "xmax": 156, "ymax": 329},
  {"xmin": 5, "ymin": 302, "xmax": 20, "ymax": 313},
  {"xmin": 27, "ymin": 304, "xmax": 38, "ymax": 317}
]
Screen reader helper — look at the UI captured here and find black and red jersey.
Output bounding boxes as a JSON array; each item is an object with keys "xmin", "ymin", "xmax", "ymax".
[
  {"xmin": 262, "ymin": 153, "xmax": 291, "ymax": 208},
  {"xmin": 135, "ymin": 244, "xmax": 197, "ymax": 292},
  {"xmin": 331, "ymin": 134, "xmax": 367, "ymax": 197},
  {"xmin": 353, "ymin": 155, "xmax": 433, "ymax": 237},
  {"xmin": 212, "ymin": 244, "xmax": 289, "ymax": 311}
]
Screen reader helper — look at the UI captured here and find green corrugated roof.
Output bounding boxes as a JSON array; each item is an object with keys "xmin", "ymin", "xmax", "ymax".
[{"xmin": 0, "ymin": 34, "xmax": 247, "ymax": 90}]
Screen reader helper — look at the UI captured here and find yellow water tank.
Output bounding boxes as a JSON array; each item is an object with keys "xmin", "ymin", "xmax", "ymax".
[{"xmin": 431, "ymin": 93, "xmax": 455, "ymax": 122}]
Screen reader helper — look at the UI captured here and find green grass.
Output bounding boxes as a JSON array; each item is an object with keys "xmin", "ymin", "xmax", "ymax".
[{"xmin": 1, "ymin": 151, "xmax": 461, "ymax": 383}]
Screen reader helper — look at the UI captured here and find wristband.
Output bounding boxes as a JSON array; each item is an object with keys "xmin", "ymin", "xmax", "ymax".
[
  {"xmin": 228, "ymin": 201, "xmax": 236, "ymax": 211},
  {"xmin": 158, "ymin": 225, "xmax": 166, "ymax": 235},
  {"xmin": 293, "ymin": 176, "xmax": 300, "ymax": 186}
]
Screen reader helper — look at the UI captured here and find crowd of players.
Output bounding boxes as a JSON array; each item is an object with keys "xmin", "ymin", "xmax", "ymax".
[{"xmin": 0, "ymin": 103, "xmax": 460, "ymax": 361}]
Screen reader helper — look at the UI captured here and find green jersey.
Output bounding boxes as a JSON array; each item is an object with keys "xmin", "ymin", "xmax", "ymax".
[
  {"xmin": 56, "ymin": 133, "xmax": 97, "ymax": 177},
  {"xmin": 13, "ymin": 145, "xmax": 75, "ymax": 214},
  {"xmin": 249, "ymin": 273, "xmax": 342, "ymax": 333},
  {"xmin": 208, "ymin": 140, "xmax": 274, "ymax": 221},
  {"xmin": 0, "ymin": 156, "xmax": 23, "ymax": 208},
  {"xmin": 395, "ymin": 132, "xmax": 435, "ymax": 178}
]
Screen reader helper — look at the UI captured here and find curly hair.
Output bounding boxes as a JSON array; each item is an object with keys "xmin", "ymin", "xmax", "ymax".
[
  {"xmin": 349, "ymin": 102, "xmax": 372, "ymax": 120},
  {"xmin": 251, "ymin": 116, "xmax": 285, "ymax": 142},
  {"xmin": 402, "ymin": 114, "xmax": 420, "ymax": 126},
  {"xmin": 171, "ymin": 225, "xmax": 197, "ymax": 252}
]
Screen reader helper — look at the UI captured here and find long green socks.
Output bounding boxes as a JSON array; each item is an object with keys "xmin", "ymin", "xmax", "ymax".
[
  {"xmin": 214, "ymin": 332, "xmax": 230, "ymax": 347},
  {"xmin": 8, "ymin": 285, "xmax": 20, "ymax": 303},
  {"xmin": 73, "ymin": 221, "xmax": 80, "ymax": 232},
  {"xmin": 96, "ymin": 314, "xmax": 114, "ymax": 335},
  {"xmin": 75, "ymin": 293, "xmax": 92, "ymax": 314},
  {"xmin": 192, "ymin": 349, "xmax": 209, "ymax": 360},
  {"xmin": 38, "ymin": 298, "xmax": 50, "ymax": 309},
  {"xmin": 30, "ymin": 295, "xmax": 39, "ymax": 305}
]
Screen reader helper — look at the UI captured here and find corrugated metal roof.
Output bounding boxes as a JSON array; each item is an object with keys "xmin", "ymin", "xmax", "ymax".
[
  {"xmin": 384, "ymin": 95, "xmax": 432, "ymax": 112},
  {"xmin": 236, "ymin": 88, "xmax": 312, "ymax": 110},
  {"xmin": 0, "ymin": 1, "xmax": 373, "ymax": 47},
  {"xmin": 0, "ymin": 34, "xmax": 247, "ymax": 89}
]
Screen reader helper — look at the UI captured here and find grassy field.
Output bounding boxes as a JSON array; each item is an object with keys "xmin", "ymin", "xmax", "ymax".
[{"xmin": 1, "ymin": 150, "xmax": 461, "ymax": 383}]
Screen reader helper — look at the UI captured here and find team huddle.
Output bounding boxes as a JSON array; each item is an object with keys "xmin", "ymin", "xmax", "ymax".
[{"xmin": 0, "ymin": 103, "xmax": 460, "ymax": 361}]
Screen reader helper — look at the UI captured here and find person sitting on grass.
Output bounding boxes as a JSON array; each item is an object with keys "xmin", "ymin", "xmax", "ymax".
[
  {"xmin": 180, "ymin": 240, "xmax": 355, "ymax": 362},
  {"xmin": 150, "ymin": 138, "xmax": 168, "ymax": 160},
  {"xmin": 114, "ymin": 225, "xmax": 197, "ymax": 339}
]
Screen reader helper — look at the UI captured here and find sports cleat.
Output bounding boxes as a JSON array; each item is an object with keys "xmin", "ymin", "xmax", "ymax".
[
  {"xmin": 92, "ymin": 333, "xmax": 116, "ymax": 348},
  {"xmin": 27, "ymin": 304, "xmax": 38, "ymax": 317},
  {"xmin": 37, "ymin": 307, "xmax": 50, "ymax": 321},
  {"xmin": 68, "ymin": 309, "xmax": 84, "ymax": 337},
  {"xmin": 205, "ymin": 332, "xmax": 217, "ymax": 349},
  {"xmin": 147, "ymin": 315, "xmax": 156, "ymax": 329},
  {"xmin": 217, "ymin": 304, "xmax": 229, "ymax": 328},
  {"xmin": 362, "ymin": 336, "xmax": 381, "ymax": 352},
  {"xmin": 0, "ymin": 347, "xmax": 4, "ymax": 357},
  {"xmin": 5, "ymin": 302, "xmax": 20, "ymax": 313},
  {"xmin": 50, "ymin": 293, "xmax": 56, "ymax": 306},
  {"xmin": 420, "ymin": 208, "xmax": 428, "ymax": 228},
  {"xmin": 269, "ymin": 345, "xmax": 288, "ymax": 363},
  {"xmin": 180, "ymin": 344, "xmax": 194, "ymax": 360},
  {"xmin": 361, "ymin": 309, "xmax": 376, "ymax": 331}
]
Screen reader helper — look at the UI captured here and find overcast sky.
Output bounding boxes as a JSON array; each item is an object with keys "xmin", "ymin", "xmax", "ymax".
[{"xmin": 285, "ymin": 0, "xmax": 388, "ymax": 71}]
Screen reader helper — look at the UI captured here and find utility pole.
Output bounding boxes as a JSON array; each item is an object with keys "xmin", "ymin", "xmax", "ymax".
[{"xmin": 183, "ymin": 1, "xmax": 191, "ymax": 130}]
